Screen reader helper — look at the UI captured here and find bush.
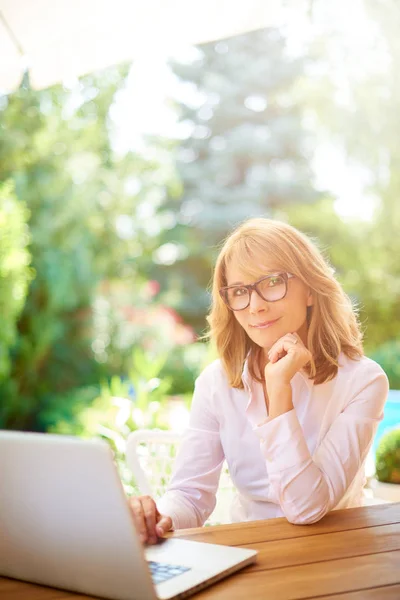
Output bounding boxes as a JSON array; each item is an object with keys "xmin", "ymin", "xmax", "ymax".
[
  {"xmin": 159, "ymin": 341, "xmax": 213, "ymax": 395},
  {"xmin": 375, "ymin": 428, "xmax": 400, "ymax": 484},
  {"xmin": 370, "ymin": 340, "xmax": 400, "ymax": 390},
  {"xmin": 47, "ymin": 348, "xmax": 174, "ymax": 493},
  {"xmin": 0, "ymin": 180, "xmax": 32, "ymax": 384}
]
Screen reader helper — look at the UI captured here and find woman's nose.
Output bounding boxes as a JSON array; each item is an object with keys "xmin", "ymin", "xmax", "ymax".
[{"xmin": 249, "ymin": 289, "xmax": 269, "ymax": 313}]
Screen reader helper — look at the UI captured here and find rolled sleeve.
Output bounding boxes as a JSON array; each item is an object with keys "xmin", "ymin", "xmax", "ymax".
[
  {"xmin": 157, "ymin": 493, "xmax": 197, "ymax": 531},
  {"xmin": 254, "ymin": 409, "xmax": 311, "ymax": 471}
]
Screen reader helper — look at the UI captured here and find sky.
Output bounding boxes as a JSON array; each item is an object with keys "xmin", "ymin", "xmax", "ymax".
[{"xmin": 110, "ymin": 0, "xmax": 388, "ymax": 222}]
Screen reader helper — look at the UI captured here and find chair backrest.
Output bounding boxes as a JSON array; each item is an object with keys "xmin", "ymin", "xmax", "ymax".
[
  {"xmin": 125, "ymin": 429, "xmax": 235, "ymax": 525},
  {"xmin": 126, "ymin": 430, "xmax": 182, "ymax": 498}
]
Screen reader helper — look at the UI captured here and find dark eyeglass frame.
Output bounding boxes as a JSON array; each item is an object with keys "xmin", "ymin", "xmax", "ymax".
[{"xmin": 219, "ymin": 272, "xmax": 294, "ymax": 311}]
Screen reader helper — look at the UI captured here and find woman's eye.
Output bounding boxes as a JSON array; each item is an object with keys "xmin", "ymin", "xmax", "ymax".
[
  {"xmin": 233, "ymin": 287, "xmax": 247, "ymax": 297},
  {"xmin": 268, "ymin": 277, "xmax": 282, "ymax": 287}
]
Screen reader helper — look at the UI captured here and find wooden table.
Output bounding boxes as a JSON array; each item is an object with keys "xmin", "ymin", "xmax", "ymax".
[{"xmin": 1, "ymin": 503, "xmax": 400, "ymax": 599}]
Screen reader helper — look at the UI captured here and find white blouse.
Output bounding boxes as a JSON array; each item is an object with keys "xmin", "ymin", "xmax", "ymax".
[{"xmin": 157, "ymin": 353, "xmax": 388, "ymax": 528}]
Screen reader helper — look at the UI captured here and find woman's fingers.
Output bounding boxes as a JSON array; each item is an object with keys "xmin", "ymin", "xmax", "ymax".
[
  {"xmin": 129, "ymin": 495, "xmax": 159, "ymax": 545},
  {"xmin": 268, "ymin": 333, "xmax": 300, "ymax": 363},
  {"xmin": 129, "ymin": 496, "xmax": 148, "ymax": 543},
  {"xmin": 141, "ymin": 495, "xmax": 159, "ymax": 544},
  {"xmin": 156, "ymin": 515, "xmax": 173, "ymax": 537}
]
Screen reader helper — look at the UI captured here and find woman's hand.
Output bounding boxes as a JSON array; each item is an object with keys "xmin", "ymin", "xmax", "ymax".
[
  {"xmin": 265, "ymin": 333, "xmax": 312, "ymax": 391},
  {"xmin": 129, "ymin": 495, "xmax": 172, "ymax": 545}
]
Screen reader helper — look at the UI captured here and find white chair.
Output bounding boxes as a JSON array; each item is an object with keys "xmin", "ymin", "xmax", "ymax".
[{"xmin": 125, "ymin": 429, "xmax": 235, "ymax": 525}]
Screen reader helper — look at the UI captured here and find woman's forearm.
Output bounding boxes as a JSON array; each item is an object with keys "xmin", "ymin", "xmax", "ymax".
[{"xmin": 268, "ymin": 383, "xmax": 293, "ymax": 420}]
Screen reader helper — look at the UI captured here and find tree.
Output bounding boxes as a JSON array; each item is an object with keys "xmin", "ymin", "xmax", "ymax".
[
  {"xmin": 0, "ymin": 68, "xmax": 177, "ymax": 430},
  {"xmin": 0, "ymin": 180, "xmax": 32, "ymax": 383},
  {"xmin": 153, "ymin": 28, "xmax": 319, "ymax": 330},
  {"xmin": 301, "ymin": 0, "xmax": 400, "ymax": 351}
]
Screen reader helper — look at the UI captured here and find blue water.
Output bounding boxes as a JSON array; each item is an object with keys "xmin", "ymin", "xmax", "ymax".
[{"xmin": 372, "ymin": 389, "xmax": 400, "ymax": 453}]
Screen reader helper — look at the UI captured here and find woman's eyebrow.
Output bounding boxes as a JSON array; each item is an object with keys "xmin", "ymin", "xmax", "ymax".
[{"xmin": 227, "ymin": 272, "xmax": 281, "ymax": 286}]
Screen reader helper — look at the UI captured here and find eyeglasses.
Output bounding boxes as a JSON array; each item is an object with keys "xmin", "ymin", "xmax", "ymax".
[{"xmin": 219, "ymin": 272, "xmax": 294, "ymax": 311}]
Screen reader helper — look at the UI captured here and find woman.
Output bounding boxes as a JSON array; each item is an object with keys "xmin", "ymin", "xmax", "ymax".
[{"xmin": 129, "ymin": 218, "xmax": 388, "ymax": 545}]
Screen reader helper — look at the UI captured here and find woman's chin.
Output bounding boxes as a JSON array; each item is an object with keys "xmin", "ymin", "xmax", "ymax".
[{"xmin": 249, "ymin": 332, "xmax": 279, "ymax": 350}]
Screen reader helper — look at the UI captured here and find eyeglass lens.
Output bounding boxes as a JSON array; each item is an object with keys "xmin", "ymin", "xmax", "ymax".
[{"xmin": 225, "ymin": 274, "xmax": 286, "ymax": 310}]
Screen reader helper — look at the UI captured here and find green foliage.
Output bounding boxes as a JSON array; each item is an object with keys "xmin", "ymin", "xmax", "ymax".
[
  {"xmin": 370, "ymin": 341, "xmax": 400, "ymax": 390},
  {"xmin": 159, "ymin": 341, "xmax": 212, "ymax": 395},
  {"xmin": 297, "ymin": 1, "xmax": 400, "ymax": 351},
  {"xmin": 375, "ymin": 428, "xmax": 400, "ymax": 484},
  {"xmin": 48, "ymin": 348, "xmax": 175, "ymax": 494},
  {"xmin": 0, "ymin": 66, "xmax": 179, "ymax": 431},
  {"xmin": 40, "ymin": 340, "xmax": 212, "ymax": 494},
  {"xmin": 0, "ymin": 73, "xmax": 127, "ymax": 429},
  {"xmin": 36, "ymin": 385, "xmax": 101, "ymax": 433},
  {"xmin": 0, "ymin": 180, "xmax": 32, "ymax": 382}
]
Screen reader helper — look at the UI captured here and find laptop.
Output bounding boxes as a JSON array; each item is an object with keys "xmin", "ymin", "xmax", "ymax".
[{"xmin": 0, "ymin": 430, "xmax": 257, "ymax": 600}]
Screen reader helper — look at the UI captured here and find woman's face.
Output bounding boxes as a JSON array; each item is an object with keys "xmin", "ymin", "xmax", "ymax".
[{"xmin": 225, "ymin": 261, "xmax": 313, "ymax": 352}]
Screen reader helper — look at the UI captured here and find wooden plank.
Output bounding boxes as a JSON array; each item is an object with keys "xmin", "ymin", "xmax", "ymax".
[
  {"xmin": 2, "ymin": 549, "xmax": 400, "ymax": 600},
  {"xmin": 192, "ymin": 550, "xmax": 400, "ymax": 600},
  {"xmin": 1, "ymin": 574, "xmax": 400, "ymax": 600},
  {"xmin": 247, "ymin": 523, "xmax": 400, "ymax": 571},
  {"xmin": 2, "ymin": 505, "xmax": 400, "ymax": 600},
  {"xmin": 171, "ymin": 502, "xmax": 400, "ymax": 546},
  {"xmin": 310, "ymin": 584, "xmax": 400, "ymax": 599}
]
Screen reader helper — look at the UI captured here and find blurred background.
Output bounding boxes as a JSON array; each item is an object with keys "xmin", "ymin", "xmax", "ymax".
[{"xmin": 1, "ymin": 0, "xmax": 399, "ymax": 496}]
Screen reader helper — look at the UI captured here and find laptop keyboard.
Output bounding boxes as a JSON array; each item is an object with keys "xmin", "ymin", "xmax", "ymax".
[{"xmin": 148, "ymin": 561, "xmax": 191, "ymax": 585}]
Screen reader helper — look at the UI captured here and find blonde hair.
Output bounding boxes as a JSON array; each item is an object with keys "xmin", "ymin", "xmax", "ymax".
[{"xmin": 206, "ymin": 218, "xmax": 363, "ymax": 387}]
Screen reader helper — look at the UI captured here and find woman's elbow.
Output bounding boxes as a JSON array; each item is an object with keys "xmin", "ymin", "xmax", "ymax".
[
  {"xmin": 281, "ymin": 478, "xmax": 333, "ymax": 524},
  {"xmin": 284, "ymin": 504, "xmax": 329, "ymax": 525},
  {"xmin": 285, "ymin": 508, "xmax": 328, "ymax": 525},
  {"xmin": 282, "ymin": 495, "xmax": 331, "ymax": 524}
]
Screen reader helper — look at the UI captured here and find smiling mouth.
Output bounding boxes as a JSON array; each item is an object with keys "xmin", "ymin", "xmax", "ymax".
[{"xmin": 250, "ymin": 318, "xmax": 280, "ymax": 329}]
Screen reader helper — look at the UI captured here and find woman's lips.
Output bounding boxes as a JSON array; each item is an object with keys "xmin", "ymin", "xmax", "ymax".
[{"xmin": 250, "ymin": 318, "xmax": 280, "ymax": 329}]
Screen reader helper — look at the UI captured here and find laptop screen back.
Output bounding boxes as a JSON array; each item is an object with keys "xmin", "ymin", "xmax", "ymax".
[{"xmin": 0, "ymin": 431, "xmax": 157, "ymax": 600}]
